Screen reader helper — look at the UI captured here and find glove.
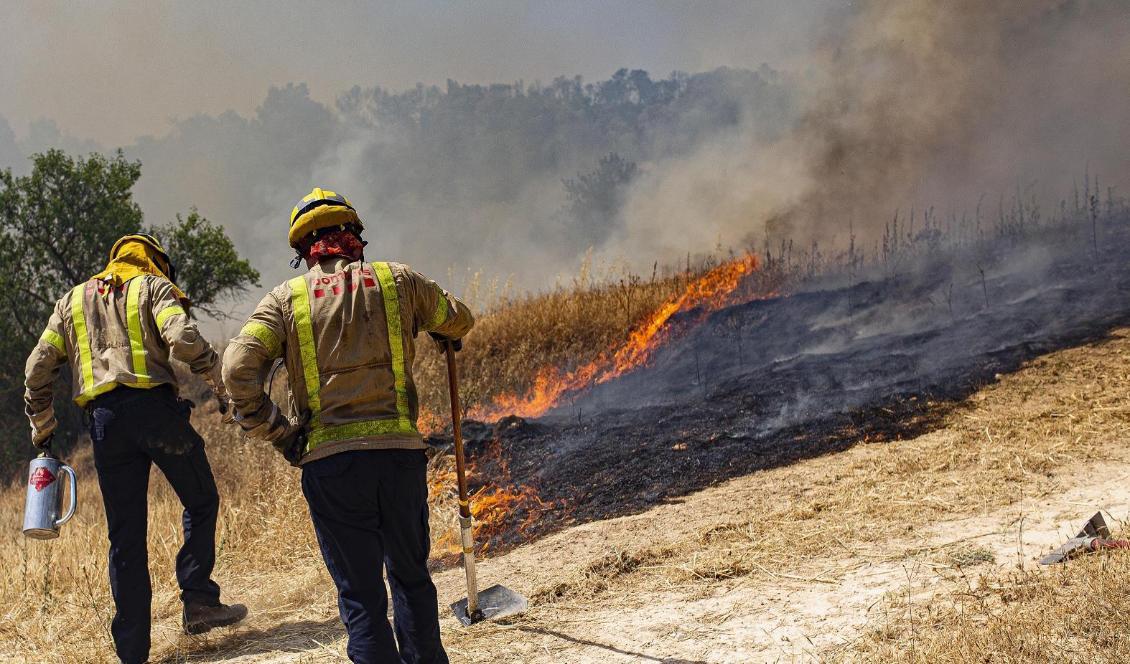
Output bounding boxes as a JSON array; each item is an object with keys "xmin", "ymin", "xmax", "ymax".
[
  {"xmin": 203, "ymin": 364, "xmax": 230, "ymax": 419},
  {"xmin": 429, "ymin": 332, "xmax": 463, "ymax": 353},
  {"xmin": 271, "ymin": 412, "xmax": 311, "ymax": 467},
  {"xmin": 32, "ymin": 432, "xmax": 54, "ymax": 453},
  {"xmin": 218, "ymin": 396, "xmax": 236, "ymax": 425},
  {"xmin": 30, "ymin": 413, "xmax": 56, "ymax": 450}
]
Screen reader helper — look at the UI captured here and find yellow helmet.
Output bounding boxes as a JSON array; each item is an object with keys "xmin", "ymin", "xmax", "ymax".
[{"xmin": 288, "ymin": 187, "xmax": 363, "ymax": 248}]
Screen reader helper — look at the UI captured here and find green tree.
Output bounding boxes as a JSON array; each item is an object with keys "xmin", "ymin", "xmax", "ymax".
[
  {"xmin": 562, "ymin": 153, "xmax": 639, "ymax": 246},
  {"xmin": 154, "ymin": 210, "xmax": 261, "ymax": 319},
  {"xmin": 0, "ymin": 150, "xmax": 259, "ymax": 469}
]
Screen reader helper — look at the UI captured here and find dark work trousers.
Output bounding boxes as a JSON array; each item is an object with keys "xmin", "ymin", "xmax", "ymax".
[
  {"xmin": 89, "ymin": 384, "xmax": 222, "ymax": 664},
  {"xmin": 301, "ymin": 449, "xmax": 448, "ymax": 664}
]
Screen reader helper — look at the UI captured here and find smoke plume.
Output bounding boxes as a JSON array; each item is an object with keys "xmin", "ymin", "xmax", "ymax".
[{"xmin": 611, "ymin": 0, "xmax": 1130, "ymax": 262}]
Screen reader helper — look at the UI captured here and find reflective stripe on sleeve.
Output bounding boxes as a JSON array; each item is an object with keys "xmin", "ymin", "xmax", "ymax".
[
  {"xmin": 288, "ymin": 275, "xmax": 321, "ymax": 429},
  {"xmin": 426, "ymin": 286, "xmax": 449, "ymax": 330},
  {"xmin": 39, "ymin": 329, "xmax": 65, "ymax": 354},
  {"xmin": 239, "ymin": 321, "xmax": 282, "ymax": 358},
  {"xmin": 155, "ymin": 304, "xmax": 186, "ymax": 329},
  {"xmin": 125, "ymin": 278, "xmax": 150, "ymax": 386},
  {"xmin": 373, "ymin": 262, "xmax": 416, "ymax": 433}
]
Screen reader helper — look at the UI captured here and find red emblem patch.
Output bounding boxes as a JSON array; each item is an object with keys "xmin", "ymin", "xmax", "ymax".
[{"xmin": 30, "ymin": 467, "xmax": 56, "ymax": 492}]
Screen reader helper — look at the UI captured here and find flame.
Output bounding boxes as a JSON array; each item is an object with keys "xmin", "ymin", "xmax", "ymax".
[
  {"xmin": 472, "ymin": 253, "xmax": 763, "ymax": 420},
  {"xmin": 416, "ymin": 406, "xmax": 443, "ymax": 436},
  {"xmin": 466, "ymin": 483, "xmax": 554, "ymax": 551},
  {"xmin": 429, "ymin": 438, "xmax": 559, "ymax": 554}
]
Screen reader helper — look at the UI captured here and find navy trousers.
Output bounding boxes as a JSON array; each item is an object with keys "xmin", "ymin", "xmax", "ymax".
[
  {"xmin": 90, "ymin": 385, "xmax": 221, "ymax": 664},
  {"xmin": 302, "ymin": 449, "xmax": 448, "ymax": 664}
]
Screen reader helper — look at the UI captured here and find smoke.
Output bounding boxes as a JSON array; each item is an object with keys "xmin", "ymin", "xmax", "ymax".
[
  {"xmin": 609, "ymin": 0, "xmax": 1130, "ymax": 261},
  {"xmin": 0, "ymin": 116, "xmax": 18, "ymax": 172},
  {"xmin": 2, "ymin": 1, "xmax": 1126, "ymax": 318}
]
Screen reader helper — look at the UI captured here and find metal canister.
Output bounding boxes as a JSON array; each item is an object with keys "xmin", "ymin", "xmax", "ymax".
[{"xmin": 22, "ymin": 455, "xmax": 77, "ymax": 540}]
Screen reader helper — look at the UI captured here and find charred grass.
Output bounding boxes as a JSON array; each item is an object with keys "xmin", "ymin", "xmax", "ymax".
[{"xmin": 434, "ymin": 328, "xmax": 1130, "ymax": 662}]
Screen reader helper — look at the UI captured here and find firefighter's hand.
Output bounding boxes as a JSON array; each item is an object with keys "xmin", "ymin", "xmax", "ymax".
[
  {"xmin": 217, "ymin": 396, "xmax": 236, "ymax": 425},
  {"xmin": 31, "ymin": 420, "xmax": 56, "ymax": 450},
  {"xmin": 272, "ymin": 412, "xmax": 311, "ymax": 467},
  {"xmin": 32, "ymin": 432, "xmax": 54, "ymax": 453},
  {"xmin": 429, "ymin": 332, "xmax": 463, "ymax": 353}
]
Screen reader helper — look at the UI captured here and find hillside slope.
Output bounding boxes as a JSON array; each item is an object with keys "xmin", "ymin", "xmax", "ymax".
[{"xmin": 142, "ymin": 327, "xmax": 1130, "ymax": 663}]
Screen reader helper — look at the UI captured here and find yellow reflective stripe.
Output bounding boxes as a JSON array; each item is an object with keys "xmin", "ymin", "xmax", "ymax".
[
  {"xmin": 373, "ymin": 262, "xmax": 415, "ymax": 433},
  {"xmin": 239, "ymin": 321, "xmax": 282, "ymax": 358},
  {"xmin": 306, "ymin": 418, "xmax": 419, "ymax": 448},
  {"xmin": 427, "ymin": 287, "xmax": 449, "ymax": 330},
  {"xmin": 39, "ymin": 329, "xmax": 65, "ymax": 354},
  {"xmin": 155, "ymin": 305, "xmax": 186, "ymax": 329},
  {"xmin": 125, "ymin": 278, "xmax": 150, "ymax": 386},
  {"xmin": 289, "ymin": 275, "xmax": 321, "ymax": 428},
  {"xmin": 69, "ymin": 285, "xmax": 96, "ymax": 404}
]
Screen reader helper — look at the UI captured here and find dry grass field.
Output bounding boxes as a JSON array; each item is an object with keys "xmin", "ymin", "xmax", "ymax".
[{"xmin": 1, "ymin": 251, "xmax": 1128, "ymax": 662}]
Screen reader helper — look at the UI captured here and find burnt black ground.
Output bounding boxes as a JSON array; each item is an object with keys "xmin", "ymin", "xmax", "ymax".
[{"xmin": 429, "ymin": 217, "xmax": 1130, "ymax": 551}]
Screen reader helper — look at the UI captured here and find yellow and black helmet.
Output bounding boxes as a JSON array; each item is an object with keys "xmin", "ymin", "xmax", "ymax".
[
  {"xmin": 109, "ymin": 233, "xmax": 177, "ymax": 282},
  {"xmin": 288, "ymin": 187, "xmax": 363, "ymax": 249}
]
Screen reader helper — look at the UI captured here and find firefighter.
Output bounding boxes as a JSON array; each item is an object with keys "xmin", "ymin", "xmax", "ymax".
[
  {"xmin": 23, "ymin": 234, "xmax": 247, "ymax": 664},
  {"xmin": 222, "ymin": 188, "xmax": 473, "ymax": 664}
]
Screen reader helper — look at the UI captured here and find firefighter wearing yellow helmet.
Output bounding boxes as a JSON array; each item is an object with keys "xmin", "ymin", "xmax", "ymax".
[
  {"xmin": 23, "ymin": 233, "xmax": 247, "ymax": 663},
  {"xmin": 223, "ymin": 187, "xmax": 473, "ymax": 663}
]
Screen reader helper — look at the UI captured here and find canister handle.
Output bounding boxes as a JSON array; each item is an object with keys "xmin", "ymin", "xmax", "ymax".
[{"xmin": 55, "ymin": 464, "xmax": 77, "ymax": 527}]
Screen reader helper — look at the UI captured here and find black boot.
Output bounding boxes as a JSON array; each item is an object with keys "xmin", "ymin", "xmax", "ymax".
[{"xmin": 183, "ymin": 601, "xmax": 248, "ymax": 635}]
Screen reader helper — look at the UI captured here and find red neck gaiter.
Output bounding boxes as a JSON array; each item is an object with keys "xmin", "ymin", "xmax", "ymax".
[{"xmin": 306, "ymin": 229, "xmax": 365, "ymax": 265}]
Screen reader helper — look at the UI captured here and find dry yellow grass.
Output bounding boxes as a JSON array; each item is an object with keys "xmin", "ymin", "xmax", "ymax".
[
  {"xmin": 850, "ymin": 548, "xmax": 1130, "ymax": 662},
  {"xmin": 2, "ymin": 264, "xmax": 1128, "ymax": 662},
  {"xmin": 0, "ymin": 258, "xmax": 728, "ymax": 663}
]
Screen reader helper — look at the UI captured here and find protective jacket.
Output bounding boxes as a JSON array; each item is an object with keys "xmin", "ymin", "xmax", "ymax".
[
  {"xmin": 222, "ymin": 258, "xmax": 473, "ymax": 463},
  {"xmin": 24, "ymin": 275, "xmax": 222, "ymax": 443}
]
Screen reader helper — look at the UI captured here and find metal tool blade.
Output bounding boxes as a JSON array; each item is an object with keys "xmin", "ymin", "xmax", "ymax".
[
  {"xmin": 450, "ymin": 584, "xmax": 528, "ymax": 626},
  {"xmin": 1039, "ymin": 536, "xmax": 1096, "ymax": 565},
  {"xmin": 1077, "ymin": 512, "xmax": 1111, "ymax": 539}
]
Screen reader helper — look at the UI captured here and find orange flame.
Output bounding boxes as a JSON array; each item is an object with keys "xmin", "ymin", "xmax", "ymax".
[
  {"xmin": 471, "ymin": 253, "xmax": 763, "ymax": 420},
  {"xmin": 429, "ymin": 439, "xmax": 559, "ymax": 554}
]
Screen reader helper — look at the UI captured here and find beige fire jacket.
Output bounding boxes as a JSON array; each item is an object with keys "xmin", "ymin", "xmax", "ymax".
[
  {"xmin": 222, "ymin": 258, "xmax": 473, "ymax": 464},
  {"xmin": 24, "ymin": 275, "xmax": 222, "ymax": 443}
]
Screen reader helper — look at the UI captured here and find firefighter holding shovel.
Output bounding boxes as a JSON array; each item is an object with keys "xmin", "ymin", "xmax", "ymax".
[
  {"xmin": 222, "ymin": 188, "xmax": 473, "ymax": 664},
  {"xmin": 23, "ymin": 234, "xmax": 247, "ymax": 664}
]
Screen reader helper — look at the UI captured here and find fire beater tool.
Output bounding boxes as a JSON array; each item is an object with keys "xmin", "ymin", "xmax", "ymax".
[
  {"xmin": 1039, "ymin": 511, "xmax": 1130, "ymax": 565},
  {"xmin": 443, "ymin": 339, "xmax": 528, "ymax": 626}
]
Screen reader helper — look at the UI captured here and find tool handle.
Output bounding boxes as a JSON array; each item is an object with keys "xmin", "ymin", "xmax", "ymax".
[
  {"xmin": 445, "ymin": 341, "xmax": 471, "ymax": 518},
  {"xmin": 56, "ymin": 464, "xmax": 77, "ymax": 527},
  {"xmin": 445, "ymin": 340, "xmax": 481, "ymax": 617}
]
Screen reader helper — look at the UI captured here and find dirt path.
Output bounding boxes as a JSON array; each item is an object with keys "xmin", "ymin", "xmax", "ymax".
[
  {"xmin": 198, "ymin": 454, "xmax": 1129, "ymax": 664},
  {"xmin": 423, "ymin": 463, "xmax": 1130, "ymax": 664}
]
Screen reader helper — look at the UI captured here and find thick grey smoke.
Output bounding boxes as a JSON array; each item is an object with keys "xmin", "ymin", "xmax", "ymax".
[
  {"xmin": 610, "ymin": 0, "xmax": 1130, "ymax": 262},
  {"xmin": 2, "ymin": 0, "xmax": 1126, "ymax": 318},
  {"xmin": 4, "ymin": 70, "xmax": 797, "ymax": 317}
]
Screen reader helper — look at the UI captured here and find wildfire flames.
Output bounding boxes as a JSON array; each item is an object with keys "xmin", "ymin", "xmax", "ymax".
[
  {"xmin": 428, "ymin": 253, "xmax": 764, "ymax": 556},
  {"xmin": 430, "ymin": 440, "xmax": 558, "ymax": 554},
  {"xmin": 472, "ymin": 253, "xmax": 763, "ymax": 420}
]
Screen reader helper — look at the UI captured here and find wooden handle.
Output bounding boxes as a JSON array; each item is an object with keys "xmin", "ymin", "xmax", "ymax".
[{"xmin": 446, "ymin": 341, "xmax": 471, "ymax": 519}]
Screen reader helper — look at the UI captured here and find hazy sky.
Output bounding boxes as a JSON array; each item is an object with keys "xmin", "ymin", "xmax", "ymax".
[{"xmin": 0, "ymin": 1, "xmax": 834, "ymax": 146}]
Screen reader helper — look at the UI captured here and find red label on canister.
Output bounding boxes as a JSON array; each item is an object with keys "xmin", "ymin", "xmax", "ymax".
[{"xmin": 30, "ymin": 467, "xmax": 55, "ymax": 492}]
